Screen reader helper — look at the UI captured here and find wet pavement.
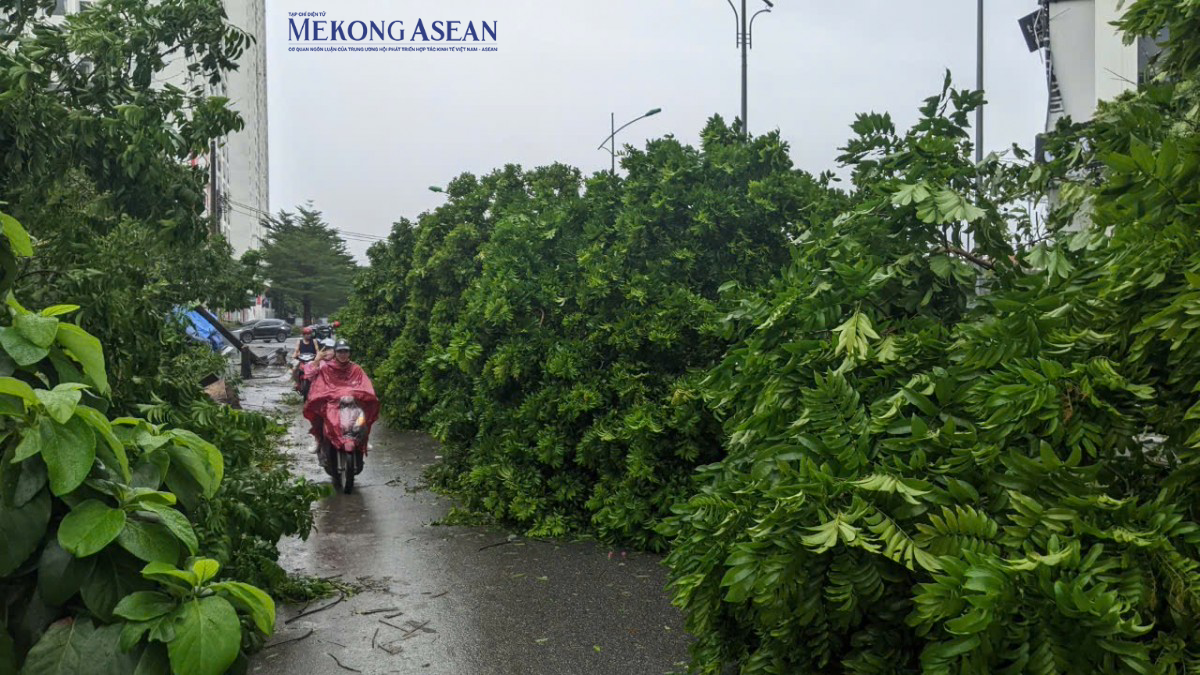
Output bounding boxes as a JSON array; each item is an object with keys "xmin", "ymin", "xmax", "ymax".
[{"xmin": 236, "ymin": 346, "xmax": 691, "ymax": 675}]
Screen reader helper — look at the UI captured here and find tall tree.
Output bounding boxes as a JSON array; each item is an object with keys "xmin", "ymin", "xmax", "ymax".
[{"xmin": 260, "ymin": 204, "xmax": 358, "ymax": 326}]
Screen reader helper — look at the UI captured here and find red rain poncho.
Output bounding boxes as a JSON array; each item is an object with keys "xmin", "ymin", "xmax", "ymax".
[{"xmin": 302, "ymin": 360, "xmax": 380, "ymax": 455}]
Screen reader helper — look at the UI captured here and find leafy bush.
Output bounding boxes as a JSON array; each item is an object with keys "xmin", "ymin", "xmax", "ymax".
[
  {"xmin": 660, "ymin": 7, "xmax": 1200, "ymax": 673},
  {"xmin": 342, "ymin": 123, "xmax": 847, "ymax": 546},
  {"xmin": 0, "ymin": 211, "xmax": 275, "ymax": 674},
  {"xmin": 0, "ymin": 0, "xmax": 323, "ymax": 605}
]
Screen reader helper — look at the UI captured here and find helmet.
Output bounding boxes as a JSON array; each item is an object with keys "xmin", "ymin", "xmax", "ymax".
[
  {"xmin": 334, "ymin": 341, "xmax": 350, "ymax": 352},
  {"xmin": 333, "ymin": 321, "xmax": 341, "ymax": 328},
  {"xmin": 302, "ymin": 326, "xmax": 313, "ymax": 336},
  {"xmin": 319, "ymin": 338, "xmax": 335, "ymax": 349}
]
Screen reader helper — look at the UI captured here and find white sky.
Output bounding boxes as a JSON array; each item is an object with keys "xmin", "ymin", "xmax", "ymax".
[{"xmin": 265, "ymin": 1, "xmax": 1048, "ymax": 261}]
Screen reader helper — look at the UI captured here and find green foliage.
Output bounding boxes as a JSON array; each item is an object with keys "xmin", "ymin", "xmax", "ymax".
[
  {"xmin": 0, "ymin": 0, "xmax": 321, "ymax": 608},
  {"xmin": 343, "ymin": 125, "xmax": 848, "ymax": 547},
  {"xmin": 259, "ymin": 205, "xmax": 358, "ymax": 325},
  {"xmin": 0, "ymin": 212, "xmax": 273, "ymax": 674},
  {"xmin": 661, "ymin": 10, "xmax": 1200, "ymax": 674},
  {"xmin": 0, "ymin": 2, "xmax": 325, "ymax": 672}
]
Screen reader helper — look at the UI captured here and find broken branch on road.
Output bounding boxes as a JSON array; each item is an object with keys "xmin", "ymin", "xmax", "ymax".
[
  {"xmin": 285, "ymin": 595, "xmax": 344, "ymax": 625},
  {"xmin": 327, "ymin": 652, "xmax": 362, "ymax": 673},
  {"xmin": 264, "ymin": 628, "xmax": 314, "ymax": 650}
]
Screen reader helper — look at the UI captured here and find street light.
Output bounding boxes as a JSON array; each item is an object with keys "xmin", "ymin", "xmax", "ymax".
[
  {"xmin": 597, "ymin": 108, "xmax": 662, "ymax": 173},
  {"xmin": 724, "ymin": 0, "xmax": 774, "ymax": 137}
]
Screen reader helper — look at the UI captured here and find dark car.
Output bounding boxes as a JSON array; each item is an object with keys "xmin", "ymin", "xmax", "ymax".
[{"xmin": 238, "ymin": 318, "xmax": 292, "ymax": 343}]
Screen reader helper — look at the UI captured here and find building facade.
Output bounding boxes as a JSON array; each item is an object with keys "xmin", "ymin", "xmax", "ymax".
[
  {"xmin": 55, "ymin": 0, "xmax": 269, "ymax": 263},
  {"xmin": 1022, "ymin": 0, "xmax": 1163, "ymax": 131},
  {"xmin": 218, "ymin": 0, "xmax": 270, "ymax": 259}
]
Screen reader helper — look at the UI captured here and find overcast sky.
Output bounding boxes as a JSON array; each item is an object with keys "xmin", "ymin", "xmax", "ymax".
[{"xmin": 264, "ymin": 1, "xmax": 1048, "ymax": 261}]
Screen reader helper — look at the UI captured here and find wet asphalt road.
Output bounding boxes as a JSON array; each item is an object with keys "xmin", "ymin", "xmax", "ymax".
[{"xmin": 237, "ymin": 346, "xmax": 691, "ymax": 675}]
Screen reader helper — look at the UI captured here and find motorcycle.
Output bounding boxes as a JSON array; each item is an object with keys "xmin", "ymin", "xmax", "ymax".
[
  {"xmin": 293, "ymin": 352, "xmax": 317, "ymax": 398},
  {"xmin": 302, "ymin": 356, "xmax": 378, "ymax": 494},
  {"xmin": 318, "ymin": 396, "xmax": 368, "ymax": 492}
]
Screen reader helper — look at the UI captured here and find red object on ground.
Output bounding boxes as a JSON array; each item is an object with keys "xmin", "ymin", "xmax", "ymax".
[{"xmin": 303, "ymin": 360, "xmax": 380, "ymax": 454}]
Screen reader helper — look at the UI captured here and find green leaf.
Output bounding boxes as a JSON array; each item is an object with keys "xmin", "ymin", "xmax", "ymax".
[
  {"xmin": 13, "ymin": 454, "xmax": 47, "ymax": 505},
  {"xmin": 190, "ymin": 558, "xmax": 220, "ymax": 586},
  {"xmin": 114, "ymin": 591, "xmax": 178, "ymax": 622},
  {"xmin": 164, "ymin": 435, "xmax": 223, "ymax": 499},
  {"xmin": 40, "ymin": 304, "xmax": 80, "ymax": 318},
  {"xmin": 36, "ymin": 386, "xmax": 83, "ymax": 424},
  {"xmin": 211, "ymin": 581, "xmax": 276, "ymax": 635},
  {"xmin": 59, "ymin": 499, "xmax": 127, "ymax": 557},
  {"xmin": 55, "ymin": 324, "xmax": 109, "ymax": 395},
  {"xmin": 38, "ymin": 538, "xmax": 95, "ymax": 606},
  {"xmin": 133, "ymin": 643, "xmax": 170, "ymax": 675},
  {"xmin": 141, "ymin": 561, "xmax": 198, "ymax": 590},
  {"xmin": 82, "ymin": 553, "xmax": 151, "ymax": 623},
  {"xmin": 0, "ymin": 326, "xmax": 49, "ymax": 366},
  {"xmin": 0, "ymin": 212, "xmax": 33, "ymax": 257},
  {"xmin": 933, "ymin": 188, "xmax": 986, "ymax": 224},
  {"xmin": 75, "ymin": 406, "xmax": 129, "ymax": 481},
  {"xmin": 0, "ymin": 376, "xmax": 36, "ymax": 406},
  {"xmin": 117, "ymin": 520, "xmax": 181, "ymax": 565},
  {"xmin": 18, "ymin": 618, "xmax": 139, "ymax": 675},
  {"xmin": 16, "ymin": 313, "xmax": 61, "ymax": 349},
  {"xmin": 0, "ymin": 628, "xmax": 14, "ymax": 675},
  {"xmin": 167, "ymin": 596, "xmax": 242, "ymax": 675},
  {"xmin": 41, "ymin": 415, "xmax": 97, "ymax": 496},
  {"xmin": 0, "ymin": 487, "xmax": 50, "ymax": 575}
]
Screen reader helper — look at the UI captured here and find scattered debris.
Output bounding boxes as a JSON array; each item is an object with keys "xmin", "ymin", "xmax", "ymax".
[
  {"xmin": 327, "ymin": 652, "xmax": 361, "ymax": 673},
  {"xmin": 402, "ymin": 620, "xmax": 431, "ymax": 637},
  {"xmin": 264, "ymin": 628, "xmax": 314, "ymax": 650},
  {"xmin": 429, "ymin": 590, "xmax": 449, "ymax": 599},
  {"xmin": 360, "ymin": 607, "xmax": 401, "ymax": 616},
  {"xmin": 385, "ymin": 611, "xmax": 405, "ymax": 620},
  {"xmin": 478, "ymin": 539, "xmax": 515, "ymax": 552},
  {"xmin": 372, "ymin": 627, "xmax": 379, "ymax": 649},
  {"xmin": 284, "ymin": 595, "xmax": 344, "ymax": 625}
]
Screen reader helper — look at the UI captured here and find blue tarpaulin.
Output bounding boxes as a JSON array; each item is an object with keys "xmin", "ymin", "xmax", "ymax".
[{"xmin": 172, "ymin": 306, "xmax": 225, "ymax": 352}]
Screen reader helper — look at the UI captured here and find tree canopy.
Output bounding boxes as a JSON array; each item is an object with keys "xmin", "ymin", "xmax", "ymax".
[{"xmin": 260, "ymin": 205, "xmax": 358, "ymax": 325}]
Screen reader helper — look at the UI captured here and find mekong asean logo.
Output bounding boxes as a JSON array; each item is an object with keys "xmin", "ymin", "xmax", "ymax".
[{"xmin": 287, "ymin": 12, "xmax": 499, "ymax": 53}]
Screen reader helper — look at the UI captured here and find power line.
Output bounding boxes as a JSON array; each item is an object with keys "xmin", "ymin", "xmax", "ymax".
[{"xmin": 221, "ymin": 198, "xmax": 386, "ymax": 242}]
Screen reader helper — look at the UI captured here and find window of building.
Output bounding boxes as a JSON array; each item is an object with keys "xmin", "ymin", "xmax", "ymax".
[
  {"xmin": 52, "ymin": 0, "xmax": 67, "ymax": 15},
  {"xmin": 78, "ymin": 1, "xmax": 93, "ymax": 12}
]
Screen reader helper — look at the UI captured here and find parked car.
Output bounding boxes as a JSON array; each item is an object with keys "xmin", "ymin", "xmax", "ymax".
[{"xmin": 238, "ymin": 318, "xmax": 292, "ymax": 343}]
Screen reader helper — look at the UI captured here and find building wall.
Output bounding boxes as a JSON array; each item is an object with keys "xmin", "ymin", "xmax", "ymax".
[
  {"xmin": 54, "ymin": 0, "xmax": 273, "ymax": 316},
  {"xmin": 126, "ymin": 0, "xmax": 270, "ymax": 258},
  {"xmin": 221, "ymin": 0, "xmax": 270, "ymax": 257},
  {"xmin": 1044, "ymin": 0, "xmax": 1145, "ymax": 129}
]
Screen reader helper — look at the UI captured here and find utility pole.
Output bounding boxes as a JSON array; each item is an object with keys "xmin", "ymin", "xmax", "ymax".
[
  {"xmin": 598, "ymin": 108, "xmax": 662, "ymax": 172},
  {"xmin": 741, "ymin": 0, "xmax": 748, "ymax": 136},
  {"xmin": 208, "ymin": 139, "xmax": 219, "ymax": 237},
  {"xmin": 976, "ymin": 0, "xmax": 984, "ymax": 163},
  {"xmin": 611, "ymin": 112, "xmax": 616, "ymax": 173},
  {"xmin": 726, "ymin": 0, "xmax": 772, "ymax": 138}
]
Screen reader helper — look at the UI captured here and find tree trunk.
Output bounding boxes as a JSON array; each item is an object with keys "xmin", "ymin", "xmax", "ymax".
[{"xmin": 303, "ymin": 297, "xmax": 312, "ymax": 327}]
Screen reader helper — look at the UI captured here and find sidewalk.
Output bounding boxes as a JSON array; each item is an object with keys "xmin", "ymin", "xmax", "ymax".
[{"xmin": 241, "ymin": 360, "xmax": 691, "ymax": 675}]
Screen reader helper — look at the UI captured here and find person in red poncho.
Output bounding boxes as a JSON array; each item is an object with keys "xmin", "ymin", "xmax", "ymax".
[{"xmin": 303, "ymin": 341, "xmax": 380, "ymax": 467}]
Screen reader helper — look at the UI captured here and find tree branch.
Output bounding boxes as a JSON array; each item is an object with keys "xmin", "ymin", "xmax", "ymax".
[{"xmin": 936, "ymin": 246, "xmax": 994, "ymax": 270}]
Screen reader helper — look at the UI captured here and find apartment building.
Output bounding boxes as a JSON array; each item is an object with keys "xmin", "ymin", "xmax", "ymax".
[
  {"xmin": 54, "ymin": 0, "xmax": 269, "ymax": 261},
  {"xmin": 1021, "ymin": 0, "xmax": 1164, "ymax": 131}
]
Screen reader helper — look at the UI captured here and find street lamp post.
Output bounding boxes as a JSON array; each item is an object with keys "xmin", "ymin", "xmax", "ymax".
[
  {"xmin": 726, "ymin": 0, "xmax": 773, "ymax": 137},
  {"xmin": 976, "ymin": 0, "xmax": 984, "ymax": 164},
  {"xmin": 597, "ymin": 108, "xmax": 662, "ymax": 173}
]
